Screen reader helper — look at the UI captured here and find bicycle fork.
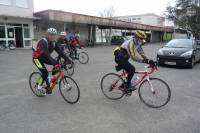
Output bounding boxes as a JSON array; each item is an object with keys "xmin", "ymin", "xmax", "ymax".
[{"xmin": 146, "ymin": 75, "xmax": 155, "ymax": 94}]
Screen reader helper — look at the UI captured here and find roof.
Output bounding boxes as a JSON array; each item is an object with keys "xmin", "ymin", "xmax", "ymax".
[{"xmin": 34, "ymin": 9, "xmax": 173, "ymax": 32}]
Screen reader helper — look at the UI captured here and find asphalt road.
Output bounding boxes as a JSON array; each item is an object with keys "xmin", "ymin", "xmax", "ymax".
[{"xmin": 0, "ymin": 43, "xmax": 200, "ymax": 133}]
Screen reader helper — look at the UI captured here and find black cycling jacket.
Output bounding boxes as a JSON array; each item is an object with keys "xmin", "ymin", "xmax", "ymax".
[{"xmin": 37, "ymin": 37, "xmax": 70, "ymax": 65}]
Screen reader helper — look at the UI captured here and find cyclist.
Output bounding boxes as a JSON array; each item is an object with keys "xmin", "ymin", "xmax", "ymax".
[
  {"xmin": 113, "ymin": 31, "xmax": 155, "ymax": 93},
  {"xmin": 70, "ymin": 32, "xmax": 80, "ymax": 59},
  {"xmin": 32, "ymin": 28, "xmax": 72, "ymax": 95},
  {"xmin": 57, "ymin": 31, "xmax": 69, "ymax": 61}
]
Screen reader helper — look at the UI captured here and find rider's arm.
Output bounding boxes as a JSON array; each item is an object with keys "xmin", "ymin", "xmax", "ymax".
[
  {"xmin": 38, "ymin": 40, "xmax": 58, "ymax": 65},
  {"xmin": 54, "ymin": 43, "xmax": 71, "ymax": 62},
  {"xmin": 129, "ymin": 43, "xmax": 145, "ymax": 63}
]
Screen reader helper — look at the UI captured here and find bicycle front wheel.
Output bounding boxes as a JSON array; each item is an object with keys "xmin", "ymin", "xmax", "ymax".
[
  {"xmin": 29, "ymin": 72, "xmax": 45, "ymax": 97},
  {"xmin": 138, "ymin": 78, "xmax": 171, "ymax": 108},
  {"xmin": 101, "ymin": 73, "xmax": 125, "ymax": 100},
  {"xmin": 59, "ymin": 76, "xmax": 80, "ymax": 104},
  {"xmin": 78, "ymin": 52, "xmax": 89, "ymax": 64}
]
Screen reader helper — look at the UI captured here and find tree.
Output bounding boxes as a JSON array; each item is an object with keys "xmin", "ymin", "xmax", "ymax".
[
  {"xmin": 166, "ymin": 0, "xmax": 200, "ymax": 39},
  {"xmin": 99, "ymin": 6, "xmax": 116, "ymax": 43}
]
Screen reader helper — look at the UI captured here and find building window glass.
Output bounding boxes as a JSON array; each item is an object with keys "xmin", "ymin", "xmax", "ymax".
[
  {"xmin": 7, "ymin": 28, "xmax": 14, "ymax": 38},
  {"xmin": 24, "ymin": 28, "xmax": 30, "ymax": 38},
  {"xmin": 24, "ymin": 40, "xmax": 31, "ymax": 47},
  {"xmin": 0, "ymin": 26, "xmax": 6, "ymax": 38},
  {"xmin": 0, "ymin": 0, "xmax": 11, "ymax": 6},
  {"xmin": 15, "ymin": 0, "xmax": 28, "ymax": 8}
]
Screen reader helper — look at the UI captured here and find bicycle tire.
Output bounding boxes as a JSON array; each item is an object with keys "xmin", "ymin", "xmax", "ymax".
[
  {"xmin": 138, "ymin": 77, "xmax": 171, "ymax": 108},
  {"xmin": 100, "ymin": 73, "xmax": 125, "ymax": 100},
  {"xmin": 59, "ymin": 76, "xmax": 80, "ymax": 104},
  {"xmin": 78, "ymin": 52, "xmax": 89, "ymax": 64},
  {"xmin": 29, "ymin": 72, "xmax": 45, "ymax": 97}
]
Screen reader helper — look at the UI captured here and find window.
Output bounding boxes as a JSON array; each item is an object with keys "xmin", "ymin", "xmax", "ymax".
[
  {"xmin": 0, "ymin": 26, "xmax": 6, "ymax": 38},
  {"xmin": 137, "ymin": 18, "xmax": 141, "ymax": 20},
  {"xmin": 7, "ymin": 28, "xmax": 14, "ymax": 38},
  {"xmin": 0, "ymin": 0, "xmax": 11, "ymax": 6},
  {"xmin": 24, "ymin": 40, "xmax": 31, "ymax": 47},
  {"xmin": 24, "ymin": 28, "xmax": 30, "ymax": 38},
  {"xmin": 132, "ymin": 18, "xmax": 136, "ymax": 20},
  {"xmin": 15, "ymin": 0, "xmax": 28, "ymax": 8}
]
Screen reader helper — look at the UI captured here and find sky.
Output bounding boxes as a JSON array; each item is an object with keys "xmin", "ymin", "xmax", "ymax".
[{"xmin": 34, "ymin": 0, "xmax": 175, "ymax": 17}]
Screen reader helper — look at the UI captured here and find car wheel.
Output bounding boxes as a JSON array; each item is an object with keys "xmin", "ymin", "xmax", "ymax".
[{"xmin": 189, "ymin": 57, "xmax": 195, "ymax": 68}]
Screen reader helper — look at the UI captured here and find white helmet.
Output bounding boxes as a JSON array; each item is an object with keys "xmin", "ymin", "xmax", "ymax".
[
  {"xmin": 60, "ymin": 31, "xmax": 67, "ymax": 36},
  {"xmin": 46, "ymin": 28, "xmax": 57, "ymax": 35}
]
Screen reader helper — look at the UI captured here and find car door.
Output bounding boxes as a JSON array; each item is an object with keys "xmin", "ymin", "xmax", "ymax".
[{"xmin": 195, "ymin": 40, "xmax": 200, "ymax": 62}]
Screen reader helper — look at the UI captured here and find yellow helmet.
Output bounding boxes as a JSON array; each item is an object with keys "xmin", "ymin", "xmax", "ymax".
[{"xmin": 135, "ymin": 31, "xmax": 147, "ymax": 40}]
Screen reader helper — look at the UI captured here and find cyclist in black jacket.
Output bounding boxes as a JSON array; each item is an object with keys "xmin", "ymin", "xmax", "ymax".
[{"xmin": 32, "ymin": 28, "xmax": 72, "ymax": 95}]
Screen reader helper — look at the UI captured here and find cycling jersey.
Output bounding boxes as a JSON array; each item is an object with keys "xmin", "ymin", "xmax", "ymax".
[
  {"xmin": 33, "ymin": 37, "xmax": 70, "ymax": 65},
  {"xmin": 114, "ymin": 38, "xmax": 147, "ymax": 62}
]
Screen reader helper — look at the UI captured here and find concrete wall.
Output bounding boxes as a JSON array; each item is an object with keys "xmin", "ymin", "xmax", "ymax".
[
  {"xmin": 0, "ymin": 0, "xmax": 34, "ymax": 17},
  {"xmin": 115, "ymin": 14, "xmax": 165, "ymax": 27}
]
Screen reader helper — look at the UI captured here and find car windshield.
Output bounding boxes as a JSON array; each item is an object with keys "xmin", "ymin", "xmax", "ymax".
[{"xmin": 165, "ymin": 39, "xmax": 193, "ymax": 48}]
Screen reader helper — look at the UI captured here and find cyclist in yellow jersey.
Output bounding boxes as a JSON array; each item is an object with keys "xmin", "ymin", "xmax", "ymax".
[{"xmin": 114, "ymin": 31, "xmax": 155, "ymax": 92}]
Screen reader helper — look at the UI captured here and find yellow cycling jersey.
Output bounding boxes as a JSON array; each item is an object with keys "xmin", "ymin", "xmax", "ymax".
[{"xmin": 114, "ymin": 38, "xmax": 146, "ymax": 62}]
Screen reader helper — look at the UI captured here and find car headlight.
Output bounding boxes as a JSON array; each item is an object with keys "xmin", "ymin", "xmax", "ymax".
[
  {"xmin": 181, "ymin": 50, "xmax": 193, "ymax": 57},
  {"xmin": 157, "ymin": 49, "xmax": 164, "ymax": 55}
]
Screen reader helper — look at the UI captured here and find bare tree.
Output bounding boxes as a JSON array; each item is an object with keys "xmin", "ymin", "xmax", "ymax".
[{"xmin": 99, "ymin": 6, "xmax": 116, "ymax": 43}]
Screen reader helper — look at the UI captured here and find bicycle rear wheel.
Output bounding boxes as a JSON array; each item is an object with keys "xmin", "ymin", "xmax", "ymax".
[
  {"xmin": 138, "ymin": 77, "xmax": 171, "ymax": 108},
  {"xmin": 29, "ymin": 72, "xmax": 45, "ymax": 97},
  {"xmin": 100, "ymin": 73, "xmax": 125, "ymax": 100},
  {"xmin": 59, "ymin": 76, "xmax": 80, "ymax": 104},
  {"xmin": 78, "ymin": 52, "xmax": 89, "ymax": 64},
  {"xmin": 58, "ymin": 58, "xmax": 75, "ymax": 76}
]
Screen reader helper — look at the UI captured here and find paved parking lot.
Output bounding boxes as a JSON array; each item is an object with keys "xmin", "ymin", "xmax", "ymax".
[{"xmin": 0, "ymin": 43, "xmax": 200, "ymax": 133}]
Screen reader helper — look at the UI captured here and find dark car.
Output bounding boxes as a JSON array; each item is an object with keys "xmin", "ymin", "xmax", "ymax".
[
  {"xmin": 111, "ymin": 36, "xmax": 126, "ymax": 45},
  {"xmin": 157, "ymin": 39, "xmax": 200, "ymax": 68}
]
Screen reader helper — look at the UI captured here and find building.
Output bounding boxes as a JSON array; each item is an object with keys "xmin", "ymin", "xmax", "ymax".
[
  {"xmin": 114, "ymin": 13, "xmax": 165, "ymax": 27},
  {"xmin": 34, "ymin": 10, "xmax": 173, "ymax": 45},
  {"xmin": 0, "ymin": 0, "xmax": 35, "ymax": 48}
]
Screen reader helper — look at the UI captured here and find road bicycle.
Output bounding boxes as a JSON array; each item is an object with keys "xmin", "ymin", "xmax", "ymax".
[
  {"xmin": 29, "ymin": 65, "xmax": 80, "ymax": 104},
  {"xmin": 100, "ymin": 63, "xmax": 171, "ymax": 108},
  {"xmin": 67, "ymin": 47, "xmax": 89, "ymax": 64}
]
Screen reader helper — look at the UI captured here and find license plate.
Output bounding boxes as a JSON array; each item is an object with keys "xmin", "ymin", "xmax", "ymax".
[{"xmin": 165, "ymin": 61, "xmax": 176, "ymax": 65}]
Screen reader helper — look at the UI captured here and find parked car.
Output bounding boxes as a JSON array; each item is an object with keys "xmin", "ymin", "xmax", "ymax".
[
  {"xmin": 111, "ymin": 36, "xmax": 126, "ymax": 45},
  {"xmin": 157, "ymin": 39, "xmax": 200, "ymax": 68}
]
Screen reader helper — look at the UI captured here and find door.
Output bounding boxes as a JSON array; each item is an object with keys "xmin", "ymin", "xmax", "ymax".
[
  {"xmin": 7, "ymin": 27, "xmax": 15, "ymax": 47},
  {"xmin": 15, "ymin": 27, "xmax": 23, "ymax": 47}
]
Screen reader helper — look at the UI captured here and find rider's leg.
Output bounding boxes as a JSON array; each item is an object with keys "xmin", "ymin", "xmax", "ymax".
[
  {"xmin": 115, "ymin": 53, "xmax": 135, "ymax": 88},
  {"xmin": 33, "ymin": 59, "xmax": 49, "ymax": 94},
  {"xmin": 122, "ymin": 61, "xmax": 135, "ymax": 89}
]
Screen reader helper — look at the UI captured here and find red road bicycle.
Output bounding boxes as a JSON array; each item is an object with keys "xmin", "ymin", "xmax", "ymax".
[{"xmin": 100, "ymin": 63, "xmax": 171, "ymax": 108}]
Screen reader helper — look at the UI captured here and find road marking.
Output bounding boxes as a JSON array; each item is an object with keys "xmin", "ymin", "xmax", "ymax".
[{"xmin": 0, "ymin": 78, "xmax": 27, "ymax": 87}]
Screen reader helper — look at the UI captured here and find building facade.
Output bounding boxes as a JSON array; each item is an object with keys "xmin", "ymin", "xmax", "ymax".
[
  {"xmin": 114, "ymin": 13, "xmax": 165, "ymax": 27},
  {"xmin": 0, "ymin": 0, "xmax": 34, "ymax": 48}
]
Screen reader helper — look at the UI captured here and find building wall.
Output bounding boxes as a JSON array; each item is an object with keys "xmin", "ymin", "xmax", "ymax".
[
  {"xmin": 115, "ymin": 14, "xmax": 165, "ymax": 27},
  {"xmin": 0, "ymin": 0, "xmax": 34, "ymax": 17}
]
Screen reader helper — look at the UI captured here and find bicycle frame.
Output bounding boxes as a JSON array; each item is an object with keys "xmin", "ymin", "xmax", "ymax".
[
  {"xmin": 36, "ymin": 68, "xmax": 65, "ymax": 91},
  {"xmin": 118, "ymin": 66, "xmax": 157, "ymax": 92}
]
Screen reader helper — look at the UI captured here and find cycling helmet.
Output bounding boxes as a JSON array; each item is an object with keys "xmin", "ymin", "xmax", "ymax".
[
  {"xmin": 135, "ymin": 31, "xmax": 147, "ymax": 39},
  {"xmin": 46, "ymin": 28, "xmax": 57, "ymax": 35}
]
